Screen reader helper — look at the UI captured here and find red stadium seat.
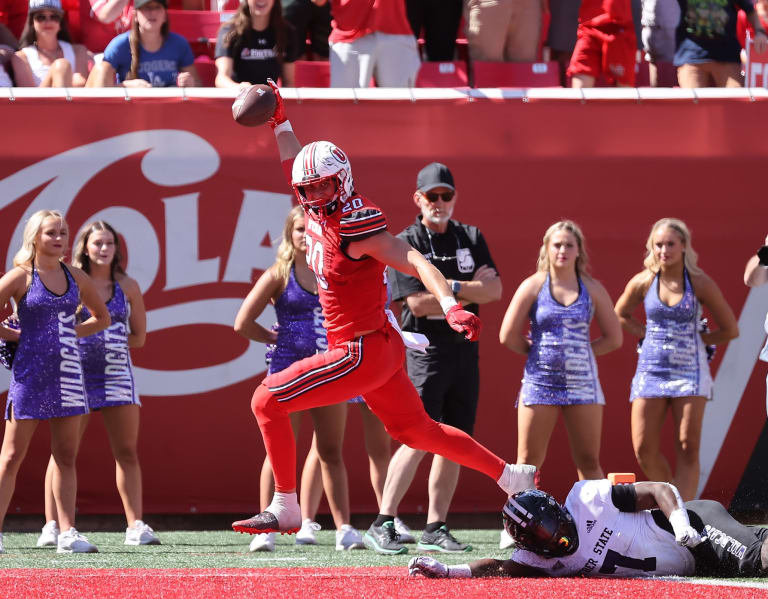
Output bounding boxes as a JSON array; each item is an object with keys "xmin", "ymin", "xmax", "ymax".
[
  {"xmin": 472, "ymin": 61, "xmax": 560, "ymax": 87},
  {"xmin": 294, "ymin": 60, "xmax": 330, "ymax": 87},
  {"xmin": 194, "ymin": 55, "xmax": 216, "ymax": 87},
  {"xmin": 167, "ymin": 9, "xmax": 234, "ymax": 57},
  {"xmin": 415, "ymin": 61, "xmax": 469, "ymax": 87}
]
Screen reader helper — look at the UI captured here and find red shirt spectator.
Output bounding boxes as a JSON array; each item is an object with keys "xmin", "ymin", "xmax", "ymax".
[
  {"xmin": 0, "ymin": 0, "xmax": 28, "ymax": 38},
  {"xmin": 329, "ymin": 0, "xmax": 411, "ymax": 43}
]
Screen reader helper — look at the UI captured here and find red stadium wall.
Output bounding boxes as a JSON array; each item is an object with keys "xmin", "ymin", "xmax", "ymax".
[{"xmin": 1, "ymin": 91, "xmax": 767, "ymax": 516}]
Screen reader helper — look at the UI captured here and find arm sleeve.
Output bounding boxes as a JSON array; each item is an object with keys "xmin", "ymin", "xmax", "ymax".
[
  {"xmin": 178, "ymin": 35, "xmax": 195, "ymax": 68},
  {"xmin": 610, "ymin": 484, "xmax": 638, "ymax": 513},
  {"xmin": 214, "ymin": 24, "xmax": 231, "ymax": 59},
  {"xmin": 473, "ymin": 230, "xmax": 497, "ymax": 274},
  {"xmin": 339, "ymin": 208, "xmax": 387, "ymax": 241}
]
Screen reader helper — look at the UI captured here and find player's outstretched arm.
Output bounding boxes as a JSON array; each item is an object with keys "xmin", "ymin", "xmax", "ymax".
[
  {"xmin": 408, "ymin": 556, "xmax": 543, "ymax": 579},
  {"xmin": 348, "ymin": 232, "xmax": 481, "ymax": 340},
  {"xmin": 266, "ymin": 79, "xmax": 302, "ymax": 166}
]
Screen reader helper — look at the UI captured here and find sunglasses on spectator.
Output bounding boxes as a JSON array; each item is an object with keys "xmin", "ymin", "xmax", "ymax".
[
  {"xmin": 33, "ymin": 12, "xmax": 62, "ymax": 22},
  {"xmin": 422, "ymin": 190, "xmax": 455, "ymax": 203}
]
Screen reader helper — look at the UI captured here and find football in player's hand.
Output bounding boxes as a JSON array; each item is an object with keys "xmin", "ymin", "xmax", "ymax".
[{"xmin": 232, "ymin": 84, "xmax": 276, "ymax": 127}]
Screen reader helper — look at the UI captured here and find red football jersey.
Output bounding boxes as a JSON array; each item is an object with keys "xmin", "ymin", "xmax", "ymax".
[{"xmin": 303, "ymin": 195, "xmax": 389, "ymax": 346}]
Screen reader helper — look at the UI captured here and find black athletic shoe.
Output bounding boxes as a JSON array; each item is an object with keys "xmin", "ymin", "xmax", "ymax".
[
  {"xmin": 363, "ymin": 521, "xmax": 408, "ymax": 555},
  {"xmin": 232, "ymin": 511, "xmax": 300, "ymax": 535},
  {"xmin": 417, "ymin": 526, "xmax": 472, "ymax": 553}
]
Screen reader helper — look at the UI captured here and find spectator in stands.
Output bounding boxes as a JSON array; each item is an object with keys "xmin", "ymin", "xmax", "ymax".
[
  {"xmin": 215, "ymin": 0, "xmax": 297, "ymax": 88},
  {"xmin": 0, "ymin": 23, "xmax": 16, "ymax": 86},
  {"xmin": 675, "ymin": 0, "xmax": 767, "ymax": 87},
  {"xmin": 406, "ymin": 0, "xmax": 462, "ymax": 62},
  {"xmin": 329, "ymin": 0, "xmax": 420, "ymax": 88},
  {"xmin": 464, "ymin": 0, "xmax": 543, "ymax": 63},
  {"xmin": 81, "ymin": 0, "xmax": 133, "ymax": 54},
  {"xmin": 86, "ymin": 0, "xmax": 199, "ymax": 87},
  {"xmin": 737, "ymin": 0, "xmax": 768, "ymax": 51},
  {"xmin": 568, "ymin": 0, "xmax": 637, "ymax": 87},
  {"xmin": 282, "ymin": 0, "xmax": 330, "ymax": 60},
  {"xmin": 615, "ymin": 218, "xmax": 738, "ymax": 501},
  {"xmin": 641, "ymin": 0, "xmax": 680, "ymax": 87},
  {"xmin": 11, "ymin": 0, "xmax": 90, "ymax": 87},
  {"xmin": 546, "ymin": 0, "xmax": 580, "ymax": 87},
  {"xmin": 0, "ymin": 0, "xmax": 27, "ymax": 39}
]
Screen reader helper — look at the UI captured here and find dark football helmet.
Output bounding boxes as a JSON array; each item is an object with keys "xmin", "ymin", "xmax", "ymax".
[{"xmin": 502, "ymin": 489, "xmax": 579, "ymax": 557}]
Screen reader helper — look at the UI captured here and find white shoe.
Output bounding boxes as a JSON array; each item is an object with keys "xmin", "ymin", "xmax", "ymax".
[
  {"xmin": 394, "ymin": 517, "xmax": 416, "ymax": 544},
  {"xmin": 335, "ymin": 524, "xmax": 365, "ymax": 550},
  {"xmin": 125, "ymin": 520, "xmax": 161, "ymax": 546},
  {"xmin": 499, "ymin": 527, "xmax": 516, "ymax": 550},
  {"xmin": 295, "ymin": 519, "xmax": 321, "ymax": 545},
  {"xmin": 249, "ymin": 532, "xmax": 275, "ymax": 552},
  {"xmin": 56, "ymin": 528, "xmax": 98, "ymax": 554},
  {"xmin": 36, "ymin": 520, "xmax": 60, "ymax": 547}
]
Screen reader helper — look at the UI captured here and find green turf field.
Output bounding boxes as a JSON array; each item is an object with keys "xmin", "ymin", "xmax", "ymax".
[
  {"xmin": 0, "ymin": 528, "xmax": 508, "ymax": 569},
  {"xmin": 0, "ymin": 527, "xmax": 766, "ymax": 589}
]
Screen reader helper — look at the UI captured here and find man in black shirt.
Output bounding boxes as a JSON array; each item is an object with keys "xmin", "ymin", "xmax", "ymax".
[{"xmin": 363, "ymin": 162, "xmax": 502, "ymax": 555}]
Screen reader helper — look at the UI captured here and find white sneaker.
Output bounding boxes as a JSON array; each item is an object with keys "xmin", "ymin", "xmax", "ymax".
[
  {"xmin": 36, "ymin": 520, "xmax": 60, "ymax": 547},
  {"xmin": 249, "ymin": 532, "xmax": 275, "ymax": 552},
  {"xmin": 499, "ymin": 527, "xmax": 516, "ymax": 550},
  {"xmin": 56, "ymin": 528, "xmax": 98, "ymax": 554},
  {"xmin": 394, "ymin": 517, "xmax": 416, "ymax": 544},
  {"xmin": 295, "ymin": 519, "xmax": 321, "ymax": 545},
  {"xmin": 335, "ymin": 524, "xmax": 365, "ymax": 550},
  {"xmin": 125, "ymin": 520, "xmax": 161, "ymax": 546}
]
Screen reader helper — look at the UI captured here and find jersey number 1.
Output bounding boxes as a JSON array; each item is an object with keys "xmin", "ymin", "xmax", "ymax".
[{"xmin": 599, "ymin": 549, "xmax": 656, "ymax": 574}]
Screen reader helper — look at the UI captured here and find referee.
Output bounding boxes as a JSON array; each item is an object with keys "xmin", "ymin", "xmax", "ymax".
[{"xmin": 365, "ymin": 162, "xmax": 502, "ymax": 555}]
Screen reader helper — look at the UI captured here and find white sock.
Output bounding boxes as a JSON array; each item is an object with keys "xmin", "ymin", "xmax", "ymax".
[
  {"xmin": 497, "ymin": 463, "xmax": 537, "ymax": 495},
  {"xmin": 447, "ymin": 564, "xmax": 472, "ymax": 578},
  {"xmin": 267, "ymin": 491, "xmax": 298, "ymax": 514}
]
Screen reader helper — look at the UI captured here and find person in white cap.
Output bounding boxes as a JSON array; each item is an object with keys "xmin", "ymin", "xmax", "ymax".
[{"xmin": 11, "ymin": 0, "xmax": 90, "ymax": 87}]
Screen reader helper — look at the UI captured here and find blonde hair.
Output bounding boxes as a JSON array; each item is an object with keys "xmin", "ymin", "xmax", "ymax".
[
  {"xmin": 643, "ymin": 217, "xmax": 702, "ymax": 275},
  {"xmin": 536, "ymin": 220, "xmax": 590, "ymax": 277},
  {"xmin": 274, "ymin": 205, "xmax": 305, "ymax": 286},
  {"xmin": 13, "ymin": 210, "xmax": 67, "ymax": 267}
]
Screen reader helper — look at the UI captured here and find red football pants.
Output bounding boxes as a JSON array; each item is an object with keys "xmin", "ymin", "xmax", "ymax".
[{"xmin": 251, "ymin": 324, "xmax": 505, "ymax": 492}]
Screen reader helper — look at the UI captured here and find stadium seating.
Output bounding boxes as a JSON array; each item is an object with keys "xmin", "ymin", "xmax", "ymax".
[
  {"xmin": 294, "ymin": 60, "xmax": 330, "ymax": 87},
  {"xmin": 415, "ymin": 61, "xmax": 469, "ymax": 88},
  {"xmin": 193, "ymin": 55, "xmax": 216, "ymax": 86},
  {"xmin": 167, "ymin": 9, "xmax": 233, "ymax": 57},
  {"xmin": 472, "ymin": 61, "xmax": 560, "ymax": 87}
]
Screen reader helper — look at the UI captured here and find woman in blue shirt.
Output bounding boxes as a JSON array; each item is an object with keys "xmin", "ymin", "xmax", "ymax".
[{"xmin": 86, "ymin": 0, "xmax": 199, "ymax": 87}]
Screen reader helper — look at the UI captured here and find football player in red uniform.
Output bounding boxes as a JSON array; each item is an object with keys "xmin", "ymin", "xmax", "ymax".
[{"xmin": 232, "ymin": 82, "xmax": 537, "ymax": 536}]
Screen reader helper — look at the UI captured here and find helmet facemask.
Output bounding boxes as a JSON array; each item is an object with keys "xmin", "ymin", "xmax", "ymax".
[
  {"xmin": 292, "ymin": 141, "xmax": 354, "ymax": 219},
  {"xmin": 502, "ymin": 490, "xmax": 579, "ymax": 558}
]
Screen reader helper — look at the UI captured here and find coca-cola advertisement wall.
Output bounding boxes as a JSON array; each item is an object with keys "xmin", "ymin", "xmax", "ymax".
[{"xmin": 1, "ymin": 93, "xmax": 767, "ymax": 515}]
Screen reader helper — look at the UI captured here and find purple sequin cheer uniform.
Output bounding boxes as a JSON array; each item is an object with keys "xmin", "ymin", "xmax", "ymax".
[
  {"xmin": 630, "ymin": 269, "xmax": 712, "ymax": 401},
  {"xmin": 79, "ymin": 281, "xmax": 139, "ymax": 409},
  {"xmin": 7, "ymin": 264, "xmax": 89, "ymax": 420},
  {"xmin": 519, "ymin": 274, "xmax": 605, "ymax": 406},
  {"xmin": 270, "ymin": 266, "xmax": 363, "ymax": 403}
]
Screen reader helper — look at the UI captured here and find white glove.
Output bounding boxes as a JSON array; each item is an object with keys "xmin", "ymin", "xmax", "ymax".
[
  {"xmin": 408, "ymin": 556, "xmax": 448, "ymax": 578},
  {"xmin": 669, "ymin": 508, "xmax": 704, "ymax": 547}
]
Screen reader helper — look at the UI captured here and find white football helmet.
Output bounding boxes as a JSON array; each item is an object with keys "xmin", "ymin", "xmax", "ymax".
[{"xmin": 291, "ymin": 141, "xmax": 354, "ymax": 216}]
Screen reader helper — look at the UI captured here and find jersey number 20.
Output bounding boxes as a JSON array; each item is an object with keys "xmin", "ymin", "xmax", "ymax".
[{"xmin": 305, "ymin": 235, "xmax": 329, "ymax": 290}]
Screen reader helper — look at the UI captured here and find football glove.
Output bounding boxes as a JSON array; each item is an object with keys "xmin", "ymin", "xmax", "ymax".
[
  {"xmin": 266, "ymin": 78, "xmax": 287, "ymax": 128},
  {"xmin": 408, "ymin": 556, "xmax": 448, "ymax": 579},
  {"xmin": 675, "ymin": 525, "xmax": 704, "ymax": 548},
  {"xmin": 445, "ymin": 304, "xmax": 482, "ymax": 342}
]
